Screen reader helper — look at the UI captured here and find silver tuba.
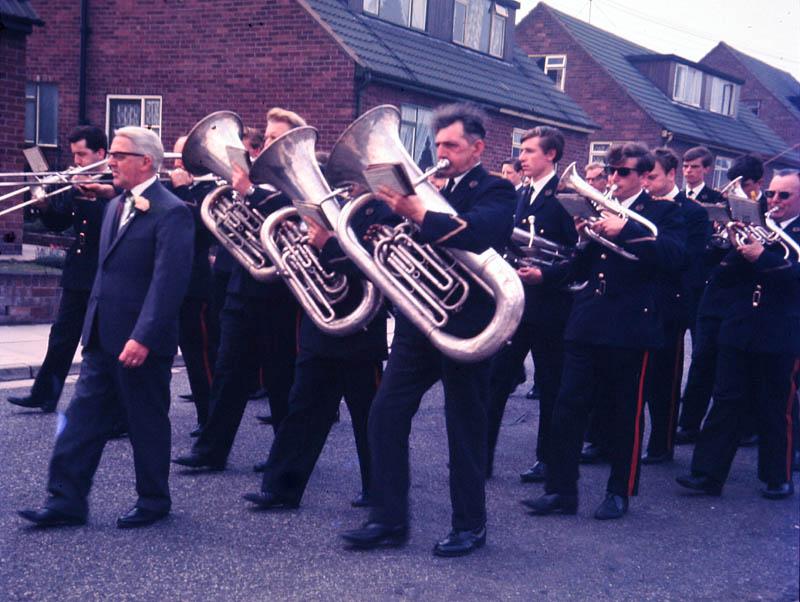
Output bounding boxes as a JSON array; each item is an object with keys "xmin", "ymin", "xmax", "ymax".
[
  {"xmin": 249, "ymin": 126, "xmax": 384, "ymax": 335},
  {"xmin": 183, "ymin": 111, "xmax": 278, "ymax": 282},
  {"xmin": 326, "ymin": 105, "xmax": 524, "ymax": 363}
]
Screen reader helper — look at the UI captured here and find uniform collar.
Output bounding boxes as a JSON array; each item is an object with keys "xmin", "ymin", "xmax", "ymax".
[{"xmin": 130, "ymin": 174, "xmax": 157, "ymax": 197}]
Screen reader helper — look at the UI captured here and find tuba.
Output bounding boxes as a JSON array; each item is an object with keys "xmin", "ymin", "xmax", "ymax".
[
  {"xmin": 183, "ymin": 111, "xmax": 278, "ymax": 282},
  {"xmin": 249, "ymin": 126, "xmax": 384, "ymax": 335},
  {"xmin": 326, "ymin": 105, "xmax": 524, "ymax": 363},
  {"xmin": 559, "ymin": 162, "xmax": 659, "ymax": 261}
]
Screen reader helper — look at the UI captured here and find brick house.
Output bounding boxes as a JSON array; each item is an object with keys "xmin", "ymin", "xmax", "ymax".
[
  {"xmin": 701, "ymin": 42, "xmax": 800, "ymax": 163},
  {"xmin": 516, "ymin": 3, "xmax": 799, "ymax": 188}
]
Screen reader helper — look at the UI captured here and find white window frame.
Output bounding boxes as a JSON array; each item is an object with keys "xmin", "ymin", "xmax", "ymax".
[
  {"xmin": 712, "ymin": 155, "xmax": 733, "ymax": 189},
  {"xmin": 511, "ymin": 127, "xmax": 526, "ymax": 158},
  {"xmin": 673, "ymin": 64, "xmax": 702, "ymax": 107},
  {"xmin": 453, "ymin": 1, "xmax": 507, "ymax": 58},
  {"xmin": 707, "ymin": 76, "xmax": 738, "ymax": 116},
  {"xmin": 364, "ymin": 0, "xmax": 427, "ymax": 31},
  {"xmin": 399, "ymin": 104, "xmax": 435, "ymax": 168},
  {"xmin": 589, "ymin": 141, "xmax": 613, "ymax": 165},
  {"xmin": 105, "ymin": 95, "xmax": 163, "ymax": 141},
  {"xmin": 24, "ymin": 82, "xmax": 59, "ymax": 147}
]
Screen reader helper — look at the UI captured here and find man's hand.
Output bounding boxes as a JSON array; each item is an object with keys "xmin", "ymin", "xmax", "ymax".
[
  {"xmin": 305, "ymin": 216, "xmax": 333, "ymax": 250},
  {"xmin": 591, "ymin": 213, "xmax": 627, "ymax": 239},
  {"xmin": 231, "ymin": 163, "xmax": 253, "ymax": 197},
  {"xmin": 77, "ymin": 182, "xmax": 117, "ymax": 200},
  {"xmin": 518, "ymin": 266, "xmax": 544, "ymax": 284},
  {"xmin": 170, "ymin": 167, "xmax": 193, "ymax": 188},
  {"xmin": 377, "ymin": 185, "xmax": 426, "ymax": 224},
  {"xmin": 737, "ymin": 240, "xmax": 764, "ymax": 263},
  {"xmin": 118, "ymin": 339, "xmax": 150, "ymax": 368}
]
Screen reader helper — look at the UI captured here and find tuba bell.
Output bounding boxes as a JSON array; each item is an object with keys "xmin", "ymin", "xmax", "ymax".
[
  {"xmin": 249, "ymin": 126, "xmax": 384, "ymax": 335},
  {"xmin": 183, "ymin": 111, "xmax": 278, "ymax": 282},
  {"xmin": 326, "ymin": 105, "xmax": 524, "ymax": 363}
]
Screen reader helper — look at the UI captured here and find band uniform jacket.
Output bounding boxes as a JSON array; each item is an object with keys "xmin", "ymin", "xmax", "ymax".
[
  {"xmin": 714, "ymin": 216, "xmax": 800, "ymax": 355},
  {"xmin": 564, "ymin": 190, "xmax": 687, "ymax": 349},
  {"xmin": 37, "ymin": 175, "xmax": 115, "ymax": 291},
  {"xmin": 512, "ymin": 175, "xmax": 578, "ymax": 328},
  {"xmin": 81, "ymin": 180, "xmax": 194, "ymax": 357},
  {"xmin": 169, "ymin": 180, "xmax": 217, "ymax": 300}
]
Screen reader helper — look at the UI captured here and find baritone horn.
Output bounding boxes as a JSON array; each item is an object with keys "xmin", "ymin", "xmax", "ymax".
[
  {"xmin": 182, "ymin": 111, "xmax": 278, "ymax": 282},
  {"xmin": 250, "ymin": 126, "xmax": 383, "ymax": 335},
  {"xmin": 326, "ymin": 105, "xmax": 524, "ymax": 363}
]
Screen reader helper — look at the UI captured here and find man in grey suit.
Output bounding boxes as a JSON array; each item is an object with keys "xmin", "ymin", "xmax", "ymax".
[{"xmin": 19, "ymin": 127, "xmax": 194, "ymax": 529}]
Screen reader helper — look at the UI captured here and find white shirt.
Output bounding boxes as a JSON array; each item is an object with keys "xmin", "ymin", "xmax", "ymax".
[
  {"xmin": 529, "ymin": 170, "xmax": 556, "ymax": 204},
  {"xmin": 779, "ymin": 215, "xmax": 799, "ymax": 230},
  {"xmin": 686, "ymin": 182, "xmax": 705, "ymax": 198},
  {"xmin": 619, "ymin": 189, "xmax": 644, "ymax": 210},
  {"xmin": 450, "ymin": 162, "xmax": 481, "ymax": 190},
  {"xmin": 130, "ymin": 174, "xmax": 158, "ymax": 197}
]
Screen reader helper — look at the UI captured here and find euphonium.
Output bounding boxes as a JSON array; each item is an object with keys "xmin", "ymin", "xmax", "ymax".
[
  {"xmin": 507, "ymin": 217, "xmax": 575, "ymax": 268},
  {"xmin": 326, "ymin": 105, "xmax": 524, "ymax": 363},
  {"xmin": 183, "ymin": 110, "xmax": 278, "ymax": 282},
  {"xmin": 558, "ymin": 162, "xmax": 659, "ymax": 261},
  {"xmin": 249, "ymin": 126, "xmax": 383, "ymax": 336}
]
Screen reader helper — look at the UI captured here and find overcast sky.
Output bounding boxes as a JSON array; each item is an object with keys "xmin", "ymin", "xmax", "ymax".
[{"xmin": 517, "ymin": 0, "xmax": 800, "ymax": 81}]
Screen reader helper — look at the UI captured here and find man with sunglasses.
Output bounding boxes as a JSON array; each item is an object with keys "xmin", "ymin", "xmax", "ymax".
[
  {"xmin": 678, "ymin": 170, "xmax": 800, "ymax": 500},
  {"xmin": 523, "ymin": 143, "xmax": 685, "ymax": 520}
]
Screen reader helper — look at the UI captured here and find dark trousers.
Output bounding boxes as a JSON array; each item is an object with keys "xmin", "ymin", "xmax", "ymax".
[
  {"xmin": 645, "ymin": 325, "xmax": 685, "ymax": 456},
  {"xmin": 261, "ymin": 354, "xmax": 382, "ymax": 503},
  {"xmin": 45, "ymin": 348, "xmax": 173, "ymax": 519},
  {"xmin": 191, "ymin": 293, "xmax": 297, "ymax": 464},
  {"xmin": 178, "ymin": 296, "xmax": 216, "ymax": 426},
  {"xmin": 487, "ymin": 321, "xmax": 564, "ymax": 474},
  {"xmin": 209, "ymin": 269, "xmax": 231, "ymax": 357},
  {"xmin": 367, "ymin": 323, "xmax": 491, "ymax": 531},
  {"xmin": 691, "ymin": 346, "xmax": 799, "ymax": 486},
  {"xmin": 546, "ymin": 342, "xmax": 649, "ymax": 498},
  {"xmin": 678, "ymin": 315, "xmax": 720, "ymax": 432},
  {"xmin": 30, "ymin": 289, "xmax": 90, "ymax": 407}
]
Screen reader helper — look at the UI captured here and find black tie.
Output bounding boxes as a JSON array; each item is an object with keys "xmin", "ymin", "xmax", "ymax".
[{"xmin": 442, "ymin": 178, "xmax": 455, "ymax": 197}]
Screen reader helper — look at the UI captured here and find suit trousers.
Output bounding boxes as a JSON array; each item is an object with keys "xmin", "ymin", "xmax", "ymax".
[
  {"xmin": 191, "ymin": 293, "xmax": 296, "ymax": 464},
  {"xmin": 678, "ymin": 314, "xmax": 720, "ymax": 432},
  {"xmin": 46, "ymin": 348, "xmax": 173, "ymax": 519},
  {"xmin": 487, "ymin": 321, "xmax": 564, "ymax": 474},
  {"xmin": 367, "ymin": 323, "xmax": 491, "ymax": 531},
  {"xmin": 691, "ymin": 346, "xmax": 798, "ymax": 485},
  {"xmin": 645, "ymin": 324, "xmax": 685, "ymax": 456},
  {"xmin": 546, "ymin": 342, "xmax": 649, "ymax": 498},
  {"xmin": 30, "ymin": 289, "xmax": 90, "ymax": 407},
  {"xmin": 178, "ymin": 296, "xmax": 216, "ymax": 425},
  {"xmin": 261, "ymin": 354, "xmax": 382, "ymax": 503}
]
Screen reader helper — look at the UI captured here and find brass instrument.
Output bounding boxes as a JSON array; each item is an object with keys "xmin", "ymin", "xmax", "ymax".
[
  {"xmin": 182, "ymin": 111, "xmax": 278, "ymax": 282},
  {"xmin": 725, "ymin": 183, "xmax": 798, "ymax": 260},
  {"xmin": 558, "ymin": 162, "xmax": 659, "ymax": 261},
  {"xmin": 764, "ymin": 207, "xmax": 800, "ymax": 260},
  {"xmin": 507, "ymin": 218, "xmax": 575, "ymax": 268},
  {"xmin": 250, "ymin": 126, "xmax": 383, "ymax": 335},
  {"xmin": 327, "ymin": 105, "xmax": 524, "ymax": 363}
]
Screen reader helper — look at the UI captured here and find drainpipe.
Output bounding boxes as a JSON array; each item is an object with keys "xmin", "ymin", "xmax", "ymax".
[
  {"xmin": 354, "ymin": 65, "xmax": 372, "ymax": 118},
  {"xmin": 78, "ymin": 0, "xmax": 89, "ymax": 124}
]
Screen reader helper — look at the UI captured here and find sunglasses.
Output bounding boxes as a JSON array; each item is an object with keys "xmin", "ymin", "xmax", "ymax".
[
  {"xmin": 108, "ymin": 151, "xmax": 145, "ymax": 161},
  {"xmin": 607, "ymin": 166, "xmax": 635, "ymax": 177},
  {"xmin": 764, "ymin": 190, "xmax": 792, "ymax": 200}
]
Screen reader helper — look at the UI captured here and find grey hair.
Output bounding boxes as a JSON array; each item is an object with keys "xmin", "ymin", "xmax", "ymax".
[{"xmin": 114, "ymin": 126, "xmax": 164, "ymax": 172}]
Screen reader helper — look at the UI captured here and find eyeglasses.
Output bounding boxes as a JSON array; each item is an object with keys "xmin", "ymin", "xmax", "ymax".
[
  {"xmin": 765, "ymin": 190, "xmax": 792, "ymax": 200},
  {"xmin": 108, "ymin": 151, "xmax": 145, "ymax": 161},
  {"xmin": 607, "ymin": 166, "xmax": 635, "ymax": 177}
]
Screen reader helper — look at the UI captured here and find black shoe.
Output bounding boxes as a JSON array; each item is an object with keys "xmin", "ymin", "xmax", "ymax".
[
  {"xmin": 580, "ymin": 443, "xmax": 607, "ymax": 464},
  {"xmin": 108, "ymin": 428, "xmax": 128, "ymax": 440},
  {"xmin": 351, "ymin": 492, "xmax": 371, "ymax": 508},
  {"xmin": 761, "ymin": 482, "xmax": 794, "ymax": 500},
  {"xmin": 178, "ymin": 393, "xmax": 194, "ymax": 402},
  {"xmin": 189, "ymin": 424, "xmax": 202, "ymax": 438},
  {"xmin": 18, "ymin": 508, "xmax": 86, "ymax": 528},
  {"xmin": 675, "ymin": 428, "xmax": 699, "ymax": 445},
  {"xmin": 519, "ymin": 461, "xmax": 547, "ymax": 483},
  {"xmin": 341, "ymin": 521, "xmax": 408, "ymax": 549},
  {"xmin": 242, "ymin": 491, "xmax": 299, "ymax": 510},
  {"xmin": 256, "ymin": 414, "xmax": 274, "ymax": 425},
  {"xmin": 253, "ymin": 461, "xmax": 268, "ymax": 473},
  {"xmin": 594, "ymin": 493, "xmax": 628, "ymax": 520},
  {"xmin": 116, "ymin": 506, "xmax": 169, "ymax": 529},
  {"xmin": 432, "ymin": 526, "xmax": 486, "ymax": 557},
  {"xmin": 172, "ymin": 453, "xmax": 226, "ymax": 471},
  {"xmin": 675, "ymin": 473, "xmax": 723, "ymax": 496},
  {"xmin": 739, "ymin": 433, "xmax": 758, "ymax": 447},
  {"xmin": 7, "ymin": 395, "xmax": 56, "ymax": 412},
  {"xmin": 525, "ymin": 384, "xmax": 540, "ymax": 401},
  {"xmin": 521, "ymin": 493, "xmax": 578, "ymax": 515},
  {"xmin": 641, "ymin": 451, "xmax": 673, "ymax": 465},
  {"xmin": 248, "ymin": 387, "xmax": 268, "ymax": 400}
]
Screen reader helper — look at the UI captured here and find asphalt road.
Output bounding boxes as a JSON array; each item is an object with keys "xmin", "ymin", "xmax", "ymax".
[{"xmin": 1, "ymin": 365, "xmax": 798, "ymax": 601}]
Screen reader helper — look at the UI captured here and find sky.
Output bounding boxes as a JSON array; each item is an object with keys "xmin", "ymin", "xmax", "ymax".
[{"xmin": 517, "ymin": 0, "xmax": 800, "ymax": 81}]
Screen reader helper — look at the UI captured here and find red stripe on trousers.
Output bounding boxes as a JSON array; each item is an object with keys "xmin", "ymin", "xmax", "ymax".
[
  {"xmin": 628, "ymin": 351, "xmax": 649, "ymax": 497},
  {"xmin": 785, "ymin": 359, "xmax": 800, "ymax": 481}
]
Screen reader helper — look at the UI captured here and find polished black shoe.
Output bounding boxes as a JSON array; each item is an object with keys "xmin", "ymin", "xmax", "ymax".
[
  {"xmin": 252, "ymin": 461, "xmax": 268, "ymax": 473},
  {"xmin": 351, "ymin": 491, "xmax": 371, "ymax": 508},
  {"xmin": 739, "ymin": 433, "xmax": 759, "ymax": 447},
  {"xmin": 525, "ymin": 384, "xmax": 540, "ymax": 401},
  {"xmin": 432, "ymin": 526, "xmax": 486, "ymax": 557},
  {"xmin": 341, "ymin": 521, "xmax": 408, "ymax": 549},
  {"xmin": 256, "ymin": 414, "xmax": 274, "ymax": 425},
  {"xmin": 172, "ymin": 453, "xmax": 226, "ymax": 471},
  {"xmin": 761, "ymin": 481, "xmax": 794, "ymax": 500},
  {"xmin": 521, "ymin": 493, "xmax": 578, "ymax": 515},
  {"xmin": 116, "ymin": 506, "xmax": 169, "ymax": 529},
  {"xmin": 641, "ymin": 451, "xmax": 673, "ymax": 465},
  {"xmin": 580, "ymin": 443, "xmax": 607, "ymax": 464},
  {"xmin": 178, "ymin": 393, "xmax": 194, "ymax": 402},
  {"xmin": 242, "ymin": 491, "xmax": 299, "ymax": 510},
  {"xmin": 675, "ymin": 473, "xmax": 723, "ymax": 496},
  {"xmin": 674, "ymin": 428, "xmax": 699, "ymax": 445},
  {"xmin": 519, "ymin": 461, "xmax": 547, "ymax": 483},
  {"xmin": 189, "ymin": 424, "xmax": 202, "ymax": 438},
  {"xmin": 594, "ymin": 493, "xmax": 628, "ymax": 520},
  {"xmin": 7, "ymin": 395, "xmax": 56, "ymax": 412},
  {"xmin": 18, "ymin": 508, "xmax": 86, "ymax": 528}
]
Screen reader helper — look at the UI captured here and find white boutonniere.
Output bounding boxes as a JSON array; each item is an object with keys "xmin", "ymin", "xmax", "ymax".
[{"xmin": 133, "ymin": 195, "xmax": 150, "ymax": 213}]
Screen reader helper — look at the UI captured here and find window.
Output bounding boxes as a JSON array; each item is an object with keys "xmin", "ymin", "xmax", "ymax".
[
  {"xmin": 364, "ymin": 0, "xmax": 427, "ymax": 30},
  {"xmin": 589, "ymin": 141, "xmax": 612, "ymax": 165},
  {"xmin": 740, "ymin": 99, "xmax": 761, "ymax": 116},
  {"xmin": 511, "ymin": 127, "xmax": 526, "ymax": 158},
  {"xmin": 106, "ymin": 95, "xmax": 162, "ymax": 141},
  {"xmin": 453, "ymin": 0, "xmax": 507, "ymax": 59},
  {"xmin": 24, "ymin": 82, "xmax": 58, "ymax": 146},
  {"xmin": 532, "ymin": 55, "xmax": 567, "ymax": 91},
  {"xmin": 673, "ymin": 64, "xmax": 702, "ymax": 107},
  {"xmin": 707, "ymin": 76, "xmax": 737, "ymax": 116},
  {"xmin": 399, "ymin": 105, "xmax": 435, "ymax": 169},
  {"xmin": 712, "ymin": 155, "xmax": 732, "ymax": 189}
]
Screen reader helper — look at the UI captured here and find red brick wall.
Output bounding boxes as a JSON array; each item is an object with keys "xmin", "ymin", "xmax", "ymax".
[
  {"xmin": 0, "ymin": 272, "xmax": 62, "ymax": 324},
  {"xmin": 0, "ymin": 30, "xmax": 28, "ymax": 255}
]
